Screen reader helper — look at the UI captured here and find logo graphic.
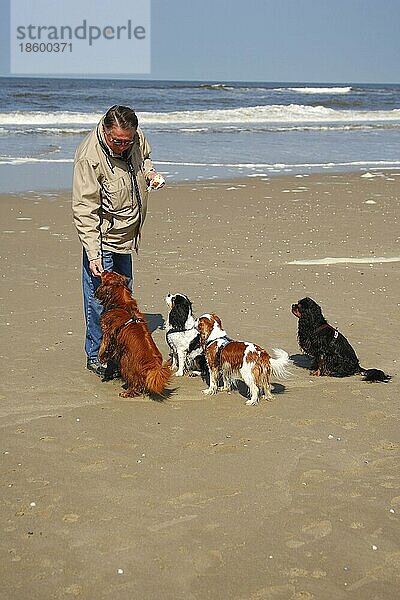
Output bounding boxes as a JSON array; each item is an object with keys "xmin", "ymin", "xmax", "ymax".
[{"xmin": 10, "ymin": 0, "xmax": 151, "ymax": 75}]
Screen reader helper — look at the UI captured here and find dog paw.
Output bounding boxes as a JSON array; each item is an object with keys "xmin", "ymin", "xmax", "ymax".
[
  {"xmin": 119, "ymin": 390, "xmax": 139, "ymax": 398},
  {"xmin": 202, "ymin": 388, "xmax": 217, "ymax": 395},
  {"xmin": 174, "ymin": 371, "xmax": 184, "ymax": 377},
  {"xmin": 245, "ymin": 398, "xmax": 259, "ymax": 406},
  {"xmin": 188, "ymin": 371, "xmax": 201, "ymax": 377}
]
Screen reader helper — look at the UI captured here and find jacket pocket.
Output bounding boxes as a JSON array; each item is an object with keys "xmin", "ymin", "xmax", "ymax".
[
  {"xmin": 101, "ymin": 176, "xmax": 131, "ymax": 211},
  {"xmin": 100, "ymin": 214, "xmax": 114, "ymax": 236}
]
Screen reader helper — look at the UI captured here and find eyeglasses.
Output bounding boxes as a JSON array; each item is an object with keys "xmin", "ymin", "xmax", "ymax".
[
  {"xmin": 109, "ymin": 137, "xmax": 134, "ymax": 146},
  {"xmin": 103, "ymin": 127, "xmax": 135, "ymax": 146}
]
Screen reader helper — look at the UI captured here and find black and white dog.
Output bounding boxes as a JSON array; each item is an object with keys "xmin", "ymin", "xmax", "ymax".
[{"xmin": 165, "ymin": 293, "xmax": 206, "ymax": 377}]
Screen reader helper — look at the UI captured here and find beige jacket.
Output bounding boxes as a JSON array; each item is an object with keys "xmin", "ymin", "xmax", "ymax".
[{"xmin": 72, "ymin": 119, "xmax": 154, "ymax": 260}]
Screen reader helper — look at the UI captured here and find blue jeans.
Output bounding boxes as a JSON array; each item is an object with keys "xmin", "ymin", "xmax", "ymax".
[{"xmin": 82, "ymin": 249, "xmax": 133, "ymax": 364}]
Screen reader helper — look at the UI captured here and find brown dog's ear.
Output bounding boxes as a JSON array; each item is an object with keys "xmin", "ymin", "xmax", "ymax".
[
  {"xmin": 114, "ymin": 272, "xmax": 128, "ymax": 285},
  {"xmin": 100, "ymin": 270, "xmax": 111, "ymax": 281},
  {"xmin": 210, "ymin": 313, "xmax": 222, "ymax": 328},
  {"xmin": 196, "ymin": 316, "xmax": 204, "ymax": 329},
  {"xmin": 196, "ymin": 317, "xmax": 207, "ymax": 338}
]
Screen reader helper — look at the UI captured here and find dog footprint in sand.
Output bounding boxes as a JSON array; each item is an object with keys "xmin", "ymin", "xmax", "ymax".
[
  {"xmin": 302, "ymin": 519, "xmax": 333, "ymax": 540},
  {"xmin": 63, "ymin": 513, "xmax": 80, "ymax": 523},
  {"xmin": 286, "ymin": 520, "xmax": 332, "ymax": 549}
]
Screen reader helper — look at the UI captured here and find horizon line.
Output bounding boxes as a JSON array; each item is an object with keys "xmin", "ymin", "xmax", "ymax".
[{"xmin": 0, "ymin": 75, "xmax": 399, "ymax": 86}]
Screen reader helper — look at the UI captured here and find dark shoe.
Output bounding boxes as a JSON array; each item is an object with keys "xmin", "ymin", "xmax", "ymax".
[{"xmin": 86, "ymin": 360, "xmax": 106, "ymax": 378}]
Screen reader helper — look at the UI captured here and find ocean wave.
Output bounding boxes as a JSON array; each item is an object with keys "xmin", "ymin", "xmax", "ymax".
[
  {"xmin": 140, "ymin": 105, "xmax": 400, "ymax": 125},
  {"xmin": 0, "ymin": 111, "xmax": 101, "ymax": 126},
  {"xmin": 0, "ymin": 156, "xmax": 73, "ymax": 165},
  {"xmin": 3, "ymin": 122, "xmax": 400, "ymax": 138},
  {"xmin": 2, "ymin": 122, "xmax": 400, "ymax": 138},
  {"xmin": 148, "ymin": 123, "xmax": 400, "ymax": 134},
  {"xmin": 2, "ymin": 104, "xmax": 400, "ymax": 128},
  {"xmin": 278, "ymin": 86, "xmax": 353, "ymax": 94},
  {"xmin": 0, "ymin": 126, "xmax": 91, "ymax": 136},
  {"xmin": 197, "ymin": 83, "xmax": 236, "ymax": 91},
  {"xmin": 141, "ymin": 159, "xmax": 400, "ymax": 170},
  {"xmin": 2, "ymin": 156, "xmax": 400, "ymax": 172},
  {"xmin": 191, "ymin": 84, "xmax": 353, "ymax": 94}
]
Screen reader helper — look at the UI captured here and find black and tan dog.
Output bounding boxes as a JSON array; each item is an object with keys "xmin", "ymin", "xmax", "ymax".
[{"xmin": 292, "ymin": 297, "xmax": 390, "ymax": 382}]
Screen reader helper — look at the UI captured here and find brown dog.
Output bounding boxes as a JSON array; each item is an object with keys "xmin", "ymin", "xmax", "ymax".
[{"xmin": 95, "ymin": 271, "xmax": 171, "ymax": 397}]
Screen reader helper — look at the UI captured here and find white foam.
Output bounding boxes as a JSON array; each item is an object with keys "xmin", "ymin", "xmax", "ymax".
[
  {"xmin": 139, "ymin": 105, "xmax": 400, "ymax": 125},
  {"xmin": 285, "ymin": 87, "xmax": 352, "ymax": 94},
  {"xmin": 0, "ymin": 157, "xmax": 73, "ymax": 165},
  {"xmin": 2, "ymin": 155, "xmax": 400, "ymax": 172},
  {"xmin": 179, "ymin": 127, "xmax": 209, "ymax": 133},
  {"xmin": 1, "ymin": 104, "xmax": 400, "ymax": 127},
  {"xmin": 156, "ymin": 159, "xmax": 400, "ymax": 170},
  {"xmin": 247, "ymin": 173, "xmax": 269, "ymax": 177},
  {"xmin": 288, "ymin": 257, "xmax": 400, "ymax": 265},
  {"xmin": 0, "ymin": 111, "xmax": 100, "ymax": 126}
]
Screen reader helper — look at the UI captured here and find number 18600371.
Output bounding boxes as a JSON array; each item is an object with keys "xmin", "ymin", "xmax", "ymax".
[{"xmin": 18, "ymin": 42, "xmax": 73, "ymax": 52}]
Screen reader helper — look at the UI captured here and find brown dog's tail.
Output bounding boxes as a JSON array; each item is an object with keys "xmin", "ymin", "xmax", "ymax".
[{"xmin": 145, "ymin": 362, "xmax": 172, "ymax": 395}]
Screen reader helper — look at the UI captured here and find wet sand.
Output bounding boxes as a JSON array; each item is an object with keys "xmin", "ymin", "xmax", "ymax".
[{"xmin": 1, "ymin": 171, "xmax": 399, "ymax": 599}]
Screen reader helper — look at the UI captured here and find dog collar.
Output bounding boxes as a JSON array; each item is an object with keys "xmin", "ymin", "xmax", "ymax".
[
  {"xmin": 113, "ymin": 316, "xmax": 144, "ymax": 339},
  {"xmin": 206, "ymin": 335, "xmax": 232, "ymax": 368},
  {"xmin": 206, "ymin": 335, "xmax": 231, "ymax": 349},
  {"xmin": 167, "ymin": 325, "xmax": 196, "ymax": 335},
  {"xmin": 123, "ymin": 317, "xmax": 144, "ymax": 326},
  {"xmin": 315, "ymin": 323, "xmax": 339, "ymax": 339}
]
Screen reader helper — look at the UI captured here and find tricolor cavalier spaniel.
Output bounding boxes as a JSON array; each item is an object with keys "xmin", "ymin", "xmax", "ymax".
[
  {"xmin": 165, "ymin": 293, "xmax": 206, "ymax": 377},
  {"xmin": 292, "ymin": 297, "xmax": 391, "ymax": 382},
  {"xmin": 196, "ymin": 313, "xmax": 291, "ymax": 405}
]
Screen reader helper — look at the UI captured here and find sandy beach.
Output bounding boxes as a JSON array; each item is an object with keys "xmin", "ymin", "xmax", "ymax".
[{"xmin": 1, "ymin": 171, "xmax": 399, "ymax": 599}]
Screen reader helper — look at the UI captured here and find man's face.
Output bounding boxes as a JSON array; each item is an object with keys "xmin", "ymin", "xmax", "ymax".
[{"xmin": 103, "ymin": 125, "xmax": 136, "ymax": 155}]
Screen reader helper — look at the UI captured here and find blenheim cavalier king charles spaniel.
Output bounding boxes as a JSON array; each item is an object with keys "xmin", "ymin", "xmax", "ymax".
[
  {"xmin": 196, "ymin": 313, "xmax": 291, "ymax": 405},
  {"xmin": 165, "ymin": 293, "xmax": 206, "ymax": 377},
  {"xmin": 292, "ymin": 297, "xmax": 390, "ymax": 382},
  {"xmin": 95, "ymin": 271, "xmax": 172, "ymax": 397}
]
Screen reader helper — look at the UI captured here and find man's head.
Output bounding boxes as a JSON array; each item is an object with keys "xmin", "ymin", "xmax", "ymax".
[{"xmin": 103, "ymin": 105, "xmax": 138, "ymax": 154}]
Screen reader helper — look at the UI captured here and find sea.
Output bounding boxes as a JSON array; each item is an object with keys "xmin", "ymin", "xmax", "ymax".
[{"xmin": 1, "ymin": 77, "xmax": 400, "ymax": 192}]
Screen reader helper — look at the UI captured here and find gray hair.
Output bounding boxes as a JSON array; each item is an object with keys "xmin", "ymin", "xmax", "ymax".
[{"xmin": 104, "ymin": 105, "xmax": 138, "ymax": 130}]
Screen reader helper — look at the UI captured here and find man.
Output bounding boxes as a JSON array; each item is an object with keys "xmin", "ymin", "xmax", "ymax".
[{"xmin": 72, "ymin": 105, "xmax": 164, "ymax": 376}]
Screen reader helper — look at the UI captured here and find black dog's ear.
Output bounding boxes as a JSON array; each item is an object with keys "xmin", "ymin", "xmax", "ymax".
[
  {"xmin": 169, "ymin": 295, "xmax": 190, "ymax": 328},
  {"xmin": 174, "ymin": 295, "xmax": 184, "ymax": 306},
  {"xmin": 300, "ymin": 297, "xmax": 325, "ymax": 321},
  {"xmin": 175, "ymin": 294, "xmax": 190, "ymax": 306},
  {"xmin": 301, "ymin": 297, "xmax": 317, "ymax": 310}
]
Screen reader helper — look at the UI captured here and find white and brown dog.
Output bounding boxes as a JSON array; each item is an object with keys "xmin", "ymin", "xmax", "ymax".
[
  {"xmin": 196, "ymin": 313, "xmax": 291, "ymax": 405},
  {"xmin": 165, "ymin": 293, "xmax": 206, "ymax": 377}
]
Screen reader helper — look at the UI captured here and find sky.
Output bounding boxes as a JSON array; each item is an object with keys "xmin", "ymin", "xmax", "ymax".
[{"xmin": 0, "ymin": 0, "xmax": 399, "ymax": 83}]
